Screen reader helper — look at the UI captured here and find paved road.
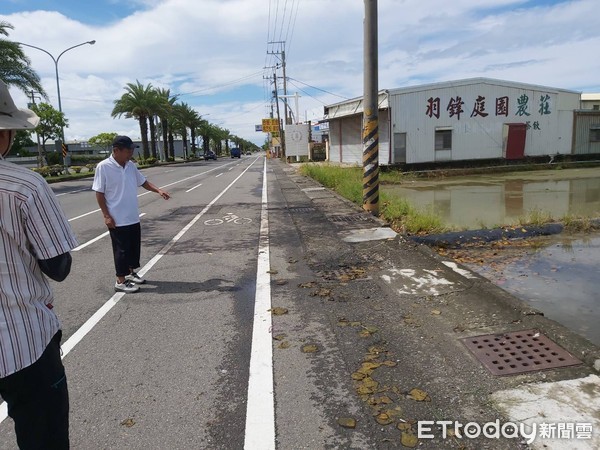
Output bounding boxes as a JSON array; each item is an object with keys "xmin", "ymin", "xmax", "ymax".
[{"xmin": 1, "ymin": 156, "xmax": 598, "ymax": 449}]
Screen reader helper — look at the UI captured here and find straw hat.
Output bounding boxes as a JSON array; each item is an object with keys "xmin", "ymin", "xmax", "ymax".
[{"xmin": 0, "ymin": 80, "xmax": 39, "ymax": 130}]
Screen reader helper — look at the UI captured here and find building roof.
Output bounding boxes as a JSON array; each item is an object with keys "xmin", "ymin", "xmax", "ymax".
[
  {"xmin": 324, "ymin": 77, "xmax": 581, "ymax": 120},
  {"xmin": 581, "ymin": 93, "xmax": 600, "ymax": 101}
]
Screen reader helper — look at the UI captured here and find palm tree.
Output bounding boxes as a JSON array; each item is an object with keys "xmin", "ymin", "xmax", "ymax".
[
  {"xmin": 155, "ymin": 88, "xmax": 177, "ymax": 160},
  {"xmin": 0, "ymin": 21, "xmax": 47, "ymax": 97},
  {"xmin": 111, "ymin": 80, "xmax": 155, "ymax": 159},
  {"xmin": 197, "ymin": 119, "xmax": 213, "ymax": 156}
]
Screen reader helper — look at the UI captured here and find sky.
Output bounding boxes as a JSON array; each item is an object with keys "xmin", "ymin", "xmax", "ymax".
[{"xmin": 2, "ymin": 0, "xmax": 599, "ymax": 146}]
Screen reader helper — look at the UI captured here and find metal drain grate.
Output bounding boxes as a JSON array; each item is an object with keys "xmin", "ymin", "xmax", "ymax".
[
  {"xmin": 461, "ymin": 329, "xmax": 582, "ymax": 376},
  {"xmin": 287, "ymin": 207, "xmax": 316, "ymax": 213},
  {"xmin": 329, "ymin": 214, "xmax": 373, "ymax": 223}
]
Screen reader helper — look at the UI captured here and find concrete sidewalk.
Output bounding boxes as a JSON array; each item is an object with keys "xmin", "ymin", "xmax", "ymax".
[{"xmin": 269, "ymin": 159, "xmax": 600, "ymax": 449}]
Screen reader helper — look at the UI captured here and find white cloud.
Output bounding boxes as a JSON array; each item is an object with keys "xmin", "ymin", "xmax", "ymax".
[{"xmin": 2, "ymin": 0, "xmax": 599, "ymax": 145}]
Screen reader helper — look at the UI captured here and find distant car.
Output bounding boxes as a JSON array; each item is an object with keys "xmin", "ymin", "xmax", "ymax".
[
  {"xmin": 204, "ymin": 150, "xmax": 217, "ymax": 160},
  {"xmin": 231, "ymin": 147, "xmax": 241, "ymax": 158},
  {"xmin": 245, "ymin": 151, "xmax": 251, "ymax": 155}
]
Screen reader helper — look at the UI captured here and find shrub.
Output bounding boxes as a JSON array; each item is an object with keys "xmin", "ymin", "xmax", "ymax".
[
  {"xmin": 47, "ymin": 165, "xmax": 64, "ymax": 177},
  {"xmin": 85, "ymin": 163, "xmax": 96, "ymax": 172},
  {"xmin": 146, "ymin": 157, "xmax": 157, "ymax": 165},
  {"xmin": 31, "ymin": 167, "xmax": 49, "ymax": 177},
  {"xmin": 71, "ymin": 166, "xmax": 83, "ymax": 173}
]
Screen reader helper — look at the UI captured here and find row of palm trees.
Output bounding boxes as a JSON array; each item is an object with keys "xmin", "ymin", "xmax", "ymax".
[
  {"xmin": 112, "ymin": 80, "xmax": 258, "ymax": 160},
  {"xmin": 1, "ymin": 21, "xmax": 258, "ymax": 160}
]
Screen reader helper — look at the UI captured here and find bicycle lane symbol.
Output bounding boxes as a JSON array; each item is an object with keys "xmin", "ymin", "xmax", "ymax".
[{"xmin": 204, "ymin": 212, "xmax": 252, "ymax": 226}]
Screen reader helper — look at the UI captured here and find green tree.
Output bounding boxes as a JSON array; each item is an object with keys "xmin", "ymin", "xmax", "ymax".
[
  {"xmin": 88, "ymin": 132, "xmax": 118, "ymax": 155},
  {"xmin": 112, "ymin": 80, "xmax": 154, "ymax": 159},
  {"xmin": 155, "ymin": 88, "xmax": 177, "ymax": 160},
  {"xmin": 30, "ymin": 102, "xmax": 68, "ymax": 154},
  {"xmin": 0, "ymin": 22, "xmax": 47, "ymax": 97},
  {"xmin": 8, "ymin": 130, "xmax": 35, "ymax": 156}
]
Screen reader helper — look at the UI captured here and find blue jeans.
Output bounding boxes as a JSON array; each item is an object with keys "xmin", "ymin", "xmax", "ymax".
[{"xmin": 0, "ymin": 331, "xmax": 69, "ymax": 449}]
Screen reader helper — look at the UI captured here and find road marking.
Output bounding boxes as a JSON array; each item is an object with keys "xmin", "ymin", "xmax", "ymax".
[
  {"xmin": 67, "ymin": 163, "xmax": 235, "ymax": 222},
  {"xmin": 244, "ymin": 158, "xmax": 275, "ymax": 450},
  {"xmin": 72, "ymin": 214, "xmax": 146, "ymax": 252},
  {"xmin": 185, "ymin": 183, "xmax": 202, "ymax": 193},
  {"xmin": 216, "ymin": 173, "xmax": 223, "ymax": 178},
  {"xmin": 0, "ymin": 159, "xmax": 262, "ymax": 426},
  {"xmin": 56, "ymin": 187, "xmax": 90, "ymax": 197}
]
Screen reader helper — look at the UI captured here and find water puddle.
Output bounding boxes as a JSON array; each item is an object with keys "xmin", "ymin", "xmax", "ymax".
[
  {"xmin": 384, "ymin": 167, "xmax": 600, "ymax": 230},
  {"xmin": 447, "ymin": 232, "xmax": 600, "ymax": 346}
]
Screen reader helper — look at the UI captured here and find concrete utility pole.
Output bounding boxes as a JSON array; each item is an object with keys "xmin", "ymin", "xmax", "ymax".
[
  {"xmin": 27, "ymin": 91, "xmax": 45, "ymax": 168},
  {"xmin": 363, "ymin": 0, "xmax": 379, "ymax": 215},
  {"xmin": 268, "ymin": 41, "xmax": 291, "ymax": 125},
  {"xmin": 273, "ymin": 72, "xmax": 285, "ymax": 159}
]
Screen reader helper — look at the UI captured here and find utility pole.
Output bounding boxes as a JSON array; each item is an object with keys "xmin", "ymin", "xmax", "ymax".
[
  {"xmin": 27, "ymin": 91, "xmax": 45, "ymax": 168},
  {"xmin": 363, "ymin": 0, "xmax": 379, "ymax": 215},
  {"xmin": 268, "ymin": 41, "xmax": 290, "ymax": 125},
  {"xmin": 273, "ymin": 72, "xmax": 285, "ymax": 159}
]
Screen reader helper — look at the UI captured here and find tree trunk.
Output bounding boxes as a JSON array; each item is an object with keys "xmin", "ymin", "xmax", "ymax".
[
  {"xmin": 161, "ymin": 118, "xmax": 169, "ymax": 161},
  {"xmin": 168, "ymin": 131, "xmax": 175, "ymax": 159},
  {"xmin": 149, "ymin": 116, "xmax": 157, "ymax": 159},
  {"xmin": 138, "ymin": 115, "xmax": 150, "ymax": 159}
]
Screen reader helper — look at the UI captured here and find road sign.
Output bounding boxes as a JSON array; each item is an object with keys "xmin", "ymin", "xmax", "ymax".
[{"xmin": 262, "ymin": 118, "xmax": 279, "ymax": 133}]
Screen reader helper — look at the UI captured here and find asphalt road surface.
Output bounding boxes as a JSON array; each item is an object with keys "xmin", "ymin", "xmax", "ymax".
[
  {"xmin": 1, "ymin": 156, "xmax": 598, "ymax": 450},
  {"xmin": 0, "ymin": 155, "xmax": 331, "ymax": 449}
]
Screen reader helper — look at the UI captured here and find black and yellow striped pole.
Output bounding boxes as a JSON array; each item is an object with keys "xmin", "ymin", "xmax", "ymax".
[{"xmin": 363, "ymin": 0, "xmax": 379, "ymax": 215}]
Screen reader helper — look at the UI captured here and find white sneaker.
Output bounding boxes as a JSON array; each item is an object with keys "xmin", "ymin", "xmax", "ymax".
[
  {"xmin": 115, "ymin": 280, "xmax": 140, "ymax": 293},
  {"xmin": 125, "ymin": 272, "xmax": 146, "ymax": 284}
]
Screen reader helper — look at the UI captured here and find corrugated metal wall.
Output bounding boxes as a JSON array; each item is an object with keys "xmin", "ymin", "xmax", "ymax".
[
  {"xmin": 328, "ymin": 110, "xmax": 390, "ymax": 164},
  {"xmin": 389, "ymin": 81, "xmax": 578, "ymax": 164},
  {"xmin": 573, "ymin": 111, "xmax": 600, "ymax": 155}
]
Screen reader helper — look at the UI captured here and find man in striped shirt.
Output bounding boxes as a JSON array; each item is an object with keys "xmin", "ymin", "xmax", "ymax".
[{"xmin": 0, "ymin": 80, "xmax": 78, "ymax": 449}]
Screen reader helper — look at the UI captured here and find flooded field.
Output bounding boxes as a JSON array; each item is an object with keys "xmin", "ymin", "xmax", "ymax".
[
  {"xmin": 384, "ymin": 167, "xmax": 600, "ymax": 230},
  {"xmin": 386, "ymin": 166, "xmax": 600, "ymax": 346}
]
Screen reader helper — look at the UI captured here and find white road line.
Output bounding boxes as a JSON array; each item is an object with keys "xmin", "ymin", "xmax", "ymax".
[
  {"xmin": 0, "ymin": 159, "xmax": 261, "ymax": 426},
  {"xmin": 185, "ymin": 183, "xmax": 202, "ymax": 193},
  {"xmin": 56, "ymin": 187, "xmax": 90, "ymax": 197},
  {"xmin": 72, "ymin": 213, "xmax": 146, "ymax": 252},
  {"xmin": 216, "ymin": 173, "xmax": 223, "ymax": 178},
  {"xmin": 244, "ymin": 159, "xmax": 275, "ymax": 450},
  {"xmin": 67, "ymin": 163, "xmax": 235, "ymax": 222}
]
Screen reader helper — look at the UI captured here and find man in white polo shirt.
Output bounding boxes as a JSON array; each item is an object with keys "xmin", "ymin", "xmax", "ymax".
[{"xmin": 92, "ymin": 136, "xmax": 170, "ymax": 293}]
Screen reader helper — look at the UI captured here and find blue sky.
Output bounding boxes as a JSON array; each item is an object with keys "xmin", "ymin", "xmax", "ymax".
[{"xmin": 2, "ymin": 0, "xmax": 599, "ymax": 145}]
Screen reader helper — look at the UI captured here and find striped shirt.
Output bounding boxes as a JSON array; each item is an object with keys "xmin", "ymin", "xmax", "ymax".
[{"xmin": 0, "ymin": 161, "xmax": 78, "ymax": 378}]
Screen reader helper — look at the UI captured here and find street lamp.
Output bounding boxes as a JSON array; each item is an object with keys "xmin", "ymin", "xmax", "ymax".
[{"xmin": 18, "ymin": 40, "xmax": 96, "ymax": 115}]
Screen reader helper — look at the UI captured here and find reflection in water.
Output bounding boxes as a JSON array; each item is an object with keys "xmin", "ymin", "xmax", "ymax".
[
  {"xmin": 385, "ymin": 169, "xmax": 600, "ymax": 230},
  {"xmin": 466, "ymin": 233, "xmax": 600, "ymax": 346}
]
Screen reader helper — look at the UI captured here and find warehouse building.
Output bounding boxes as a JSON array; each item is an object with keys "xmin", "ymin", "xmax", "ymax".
[{"xmin": 324, "ymin": 78, "xmax": 595, "ymax": 165}]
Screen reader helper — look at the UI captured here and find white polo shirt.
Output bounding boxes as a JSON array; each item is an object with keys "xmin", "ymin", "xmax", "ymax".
[{"xmin": 92, "ymin": 155, "xmax": 147, "ymax": 226}]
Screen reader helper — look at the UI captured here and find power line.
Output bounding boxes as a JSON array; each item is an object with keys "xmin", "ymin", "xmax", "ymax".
[{"xmin": 287, "ymin": 77, "xmax": 349, "ymax": 100}]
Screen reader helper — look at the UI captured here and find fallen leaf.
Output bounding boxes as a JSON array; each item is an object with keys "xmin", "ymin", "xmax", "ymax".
[
  {"xmin": 278, "ymin": 341, "xmax": 291, "ymax": 349},
  {"xmin": 408, "ymin": 388, "xmax": 431, "ymax": 402},
  {"xmin": 338, "ymin": 417, "xmax": 356, "ymax": 429},
  {"xmin": 267, "ymin": 270, "xmax": 278, "ymax": 274},
  {"xmin": 375, "ymin": 413, "xmax": 394, "ymax": 425},
  {"xmin": 382, "ymin": 360, "xmax": 397, "ymax": 367},
  {"xmin": 298, "ymin": 282, "xmax": 317, "ymax": 288},
  {"xmin": 288, "ymin": 258, "xmax": 298, "ymax": 264},
  {"xmin": 121, "ymin": 418, "xmax": 135, "ymax": 428},
  {"xmin": 275, "ymin": 280, "xmax": 288, "ymax": 286},
  {"xmin": 352, "ymin": 372, "xmax": 367, "ymax": 381},
  {"xmin": 431, "ymin": 309, "xmax": 442, "ymax": 315},
  {"xmin": 397, "ymin": 422, "xmax": 412, "ymax": 431},
  {"xmin": 401, "ymin": 431, "xmax": 418, "ymax": 448},
  {"xmin": 311, "ymin": 288, "xmax": 332, "ymax": 297},
  {"xmin": 270, "ymin": 307, "xmax": 288, "ymax": 316},
  {"xmin": 301, "ymin": 344, "xmax": 318, "ymax": 353},
  {"xmin": 273, "ymin": 334, "xmax": 287, "ymax": 341}
]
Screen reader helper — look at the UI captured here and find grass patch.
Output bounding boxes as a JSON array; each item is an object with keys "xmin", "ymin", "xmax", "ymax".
[
  {"xmin": 517, "ymin": 208, "xmax": 553, "ymax": 227},
  {"xmin": 299, "ymin": 163, "xmax": 446, "ymax": 234}
]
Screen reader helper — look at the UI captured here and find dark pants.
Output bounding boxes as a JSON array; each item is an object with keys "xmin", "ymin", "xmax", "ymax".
[
  {"xmin": 109, "ymin": 222, "xmax": 141, "ymax": 277},
  {"xmin": 0, "ymin": 331, "xmax": 69, "ymax": 450}
]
